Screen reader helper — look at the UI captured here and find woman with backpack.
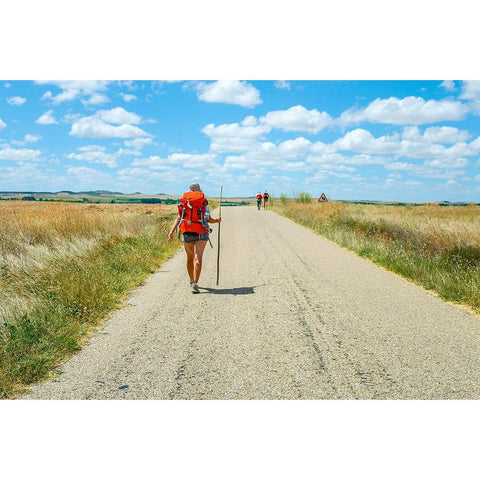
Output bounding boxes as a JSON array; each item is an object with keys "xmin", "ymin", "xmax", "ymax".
[
  {"xmin": 263, "ymin": 191, "xmax": 269, "ymax": 210},
  {"xmin": 168, "ymin": 183, "xmax": 221, "ymax": 293}
]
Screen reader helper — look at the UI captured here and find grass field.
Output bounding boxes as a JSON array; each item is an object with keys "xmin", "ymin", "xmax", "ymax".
[
  {"xmin": 272, "ymin": 201, "xmax": 480, "ymax": 315},
  {"xmin": 0, "ymin": 201, "xmax": 180, "ymax": 398}
]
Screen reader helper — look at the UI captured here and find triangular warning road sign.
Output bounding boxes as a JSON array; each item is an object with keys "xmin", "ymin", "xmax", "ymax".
[{"xmin": 318, "ymin": 192, "xmax": 328, "ymax": 202}]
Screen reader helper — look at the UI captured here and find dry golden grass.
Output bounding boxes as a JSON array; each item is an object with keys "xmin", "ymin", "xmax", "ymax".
[
  {"xmin": 0, "ymin": 201, "xmax": 179, "ymax": 397},
  {"xmin": 0, "ymin": 201, "xmax": 173, "ymax": 262},
  {"xmin": 276, "ymin": 202, "xmax": 480, "ymax": 254}
]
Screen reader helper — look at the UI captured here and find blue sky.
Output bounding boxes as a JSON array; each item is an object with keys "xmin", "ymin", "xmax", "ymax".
[{"xmin": 1, "ymin": 80, "xmax": 480, "ymax": 201}]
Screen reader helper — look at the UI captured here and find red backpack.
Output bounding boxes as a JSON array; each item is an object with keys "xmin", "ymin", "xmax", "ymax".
[{"xmin": 178, "ymin": 191, "xmax": 209, "ymax": 235}]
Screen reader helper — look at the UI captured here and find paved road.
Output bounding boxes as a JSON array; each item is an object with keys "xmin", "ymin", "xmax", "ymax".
[{"xmin": 24, "ymin": 206, "xmax": 480, "ymax": 399}]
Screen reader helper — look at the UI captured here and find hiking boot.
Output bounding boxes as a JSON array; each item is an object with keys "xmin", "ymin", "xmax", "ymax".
[
  {"xmin": 191, "ymin": 282, "xmax": 200, "ymax": 294},
  {"xmin": 189, "ymin": 279, "xmax": 194, "ymax": 287}
]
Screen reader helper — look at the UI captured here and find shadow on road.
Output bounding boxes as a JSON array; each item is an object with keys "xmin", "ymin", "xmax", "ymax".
[{"xmin": 199, "ymin": 285, "xmax": 262, "ymax": 295}]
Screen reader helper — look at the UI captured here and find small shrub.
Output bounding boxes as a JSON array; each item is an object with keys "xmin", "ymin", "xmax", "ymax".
[{"xmin": 298, "ymin": 192, "xmax": 312, "ymax": 204}]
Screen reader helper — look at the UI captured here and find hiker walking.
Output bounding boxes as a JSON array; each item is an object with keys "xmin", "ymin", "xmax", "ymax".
[
  {"xmin": 168, "ymin": 183, "xmax": 221, "ymax": 293},
  {"xmin": 263, "ymin": 191, "xmax": 269, "ymax": 210},
  {"xmin": 255, "ymin": 191, "xmax": 263, "ymax": 210}
]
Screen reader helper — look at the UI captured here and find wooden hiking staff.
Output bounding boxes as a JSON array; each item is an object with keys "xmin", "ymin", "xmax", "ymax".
[{"xmin": 216, "ymin": 181, "xmax": 223, "ymax": 285}]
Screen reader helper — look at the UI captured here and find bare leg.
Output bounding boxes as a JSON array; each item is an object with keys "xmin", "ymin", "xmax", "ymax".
[
  {"xmin": 193, "ymin": 240, "xmax": 208, "ymax": 283},
  {"xmin": 184, "ymin": 243, "xmax": 195, "ymax": 281}
]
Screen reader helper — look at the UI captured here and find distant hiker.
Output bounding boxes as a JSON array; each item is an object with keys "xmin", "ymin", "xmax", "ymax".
[
  {"xmin": 168, "ymin": 183, "xmax": 221, "ymax": 293},
  {"xmin": 255, "ymin": 192, "xmax": 263, "ymax": 210},
  {"xmin": 263, "ymin": 191, "xmax": 269, "ymax": 210}
]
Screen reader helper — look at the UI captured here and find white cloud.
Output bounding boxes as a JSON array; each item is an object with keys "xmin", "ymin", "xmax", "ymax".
[
  {"xmin": 385, "ymin": 161, "xmax": 465, "ymax": 179},
  {"xmin": 459, "ymin": 81, "xmax": 480, "ymax": 114},
  {"xmin": 424, "ymin": 158, "xmax": 469, "ymax": 169},
  {"xmin": 24, "ymin": 134, "xmax": 41, "ymax": 143},
  {"xmin": 66, "ymin": 145, "xmax": 119, "ymax": 167},
  {"xmin": 277, "ymin": 137, "xmax": 312, "ymax": 156},
  {"xmin": 334, "ymin": 127, "xmax": 480, "ymax": 160},
  {"xmin": 96, "ymin": 107, "xmax": 141, "ymax": 125},
  {"xmin": 123, "ymin": 137, "xmax": 153, "ymax": 152},
  {"xmin": 421, "ymin": 126, "xmax": 471, "ymax": 144},
  {"xmin": 202, "ymin": 120, "xmax": 271, "ymax": 153},
  {"xmin": 70, "ymin": 118, "xmax": 148, "ymax": 139},
  {"xmin": 195, "ymin": 80, "xmax": 261, "ymax": 107},
  {"xmin": 459, "ymin": 81, "xmax": 480, "ymax": 100},
  {"xmin": 82, "ymin": 93, "xmax": 110, "ymax": 106},
  {"xmin": 401, "ymin": 126, "xmax": 471, "ymax": 144},
  {"xmin": 7, "ymin": 96, "xmax": 26, "ymax": 106},
  {"xmin": 69, "ymin": 107, "xmax": 148, "ymax": 139},
  {"xmin": 340, "ymin": 96, "xmax": 468, "ymax": 125},
  {"xmin": 0, "ymin": 147, "xmax": 41, "ymax": 161},
  {"xmin": 307, "ymin": 152, "xmax": 388, "ymax": 167},
  {"xmin": 274, "ymin": 81, "xmax": 291, "ymax": 90},
  {"xmin": 260, "ymin": 105, "xmax": 332, "ymax": 133},
  {"xmin": 334, "ymin": 128, "xmax": 376, "ymax": 151},
  {"xmin": 37, "ymin": 81, "xmax": 110, "ymax": 104},
  {"xmin": 440, "ymin": 81, "xmax": 456, "ymax": 91},
  {"xmin": 120, "ymin": 93, "xmax": 137, "ymax": 102},
  {"xmin": 0, "ymin": 118, "xmax": 6, "ymax": 129},
  {"xmin": 36, "ymin": 110, "xmax": 59, "ymax": 125},
  {"xmin": 132, "ymin": 153, "xmax": 218, "ymax": 169}
]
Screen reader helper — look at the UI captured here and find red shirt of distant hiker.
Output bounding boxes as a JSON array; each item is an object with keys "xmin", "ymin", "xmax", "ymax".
[
  {"xmin": 255, "ymin": 192, "xmax": 263, "ymax": 210},
  {"xmin": 168, "ymin": 183, "xmax": 221, "ymax": 294}
]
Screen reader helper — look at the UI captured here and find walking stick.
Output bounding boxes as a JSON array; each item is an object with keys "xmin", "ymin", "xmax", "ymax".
[{"xmin": 216, "ymin": 181, "xmax": 223, "ymax": 285}]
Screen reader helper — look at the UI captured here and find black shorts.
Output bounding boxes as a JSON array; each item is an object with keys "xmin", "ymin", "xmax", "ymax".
[{"xmin": 182, "ymin": 232, "xmax": 209, "ymax": 243}]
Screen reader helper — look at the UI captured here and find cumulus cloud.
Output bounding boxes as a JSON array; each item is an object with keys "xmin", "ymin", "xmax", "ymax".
[
  {"xmin": 0, "ymin": 118, "xmax": 6, "ymax": 129},
  {"xmin": 421, "ymin": 126, "xmax": 471, "ymax": 143},
  {"xmin": 0, "ymin": 147, "xmax": 41, "ymax": 161},
  {"xmin": 36, "ymin": 110, "xmax": 59, "ymax": 125},
  {"xmin": 459, "ymin": 81, "xmax": 480, "ymax": 100},
  {"xmin": 401, "ymin": 126, "xmax": 471, "ymax": 144},
  {"xmin": 81, "ymin": 93, "xmax": 110, "ymax": 106},
  {"xmin": 37, "ymin": 80, "xmax": 110, "ymax": 104},
  {"xmin": 69, "ymin": 107, "xmax": 149, "ymax": 139},
  {"xmin": 339, "ymin": 96, "xmax": 469, "ymax": 125},
  {"xmin": 24, "ymin": 134, "xmax": 41, "ymax": 143},
  {"xmin": 120, "ymin": 93, "xmax": 137, "ymax": 102},
  {"xmin": 385, "ymin": 161, "xmax": 465, "ymax": 179},
  {"xmin": 334, "ymin": 127, "xmax": 480, "ymax": 160},
  {"xmin": 123, "ymin": 137, "xmax": 153, "ymax": 154},
  {"xmin": 7, "ymin": 96, "xmax": 26, "ymax": 106},
  {"xmin": 274, "ymin": 81, "xmax": 291, "ymax": 90},
  {"xmin": 440, "ymin": 81, "xmax": 456, "ymax": 91},
  {"xmin": 260, "ymin": 105, "xmax": 332, "ymax": 133},
  {"xmin": 459, "ymin": 81, "xmax": 480, "ymax": 114},
  {"xmin": 424, "ymin": 158, "xmax": 469, "ymax": 169},
  {"xmin": 202, "ymin": 120, "xmax": 271, "ymax": 153},
  {"xmin": 195, "ymin": 81, "xmax": 262, "ymax": 107},
  {"xmin": 277, "ymin": 137, "xmax": 312, "ymax": 156},
  {"xmin": 66, "ymin": 145, "xmax": 120, "ymax": 167},
  {"xmin": 307, "ymin": 152, "xmax": 389, "ymax": 167},
  {"xmin": 133, "ymin": 153, "xmax": 218, "ymax": 169},
  {"xmin": 96, "ymin": 107, "xmax": 141, "ymax": 125},
  {"xmin": 70, "ymin": 119, "xmax": 148, "ymax": 139}
]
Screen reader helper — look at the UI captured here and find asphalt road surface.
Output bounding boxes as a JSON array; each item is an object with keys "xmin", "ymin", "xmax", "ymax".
[{"xmin": 24, "ymin": 206, "xmax": 480, "ymax": 399}]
